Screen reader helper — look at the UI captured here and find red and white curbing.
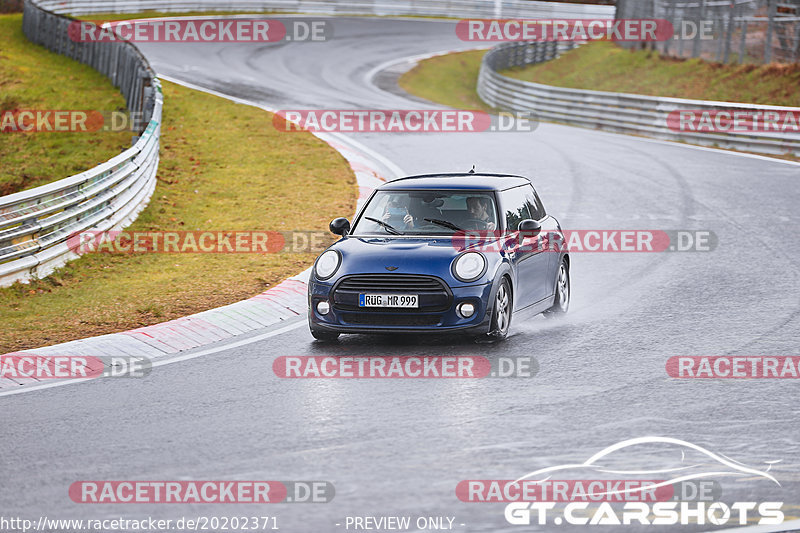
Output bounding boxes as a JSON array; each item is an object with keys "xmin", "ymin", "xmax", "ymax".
[{"xmin": 0, "ymin": 84, "xmax": 400, "ymax": 392}]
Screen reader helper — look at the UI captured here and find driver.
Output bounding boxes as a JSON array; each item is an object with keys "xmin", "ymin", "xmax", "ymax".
[
  {"xmin": 382, "ymin": 196, "xmax": 415, "ymax": 228},
  {"xmin": 466, "ymin": 196, "xmax": 496, "ymax": 231}
]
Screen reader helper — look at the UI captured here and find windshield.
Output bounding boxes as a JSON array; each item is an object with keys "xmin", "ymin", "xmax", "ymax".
[{"xmin": 352, "ymin": 190, "xmax": 499, "ymax": 236}]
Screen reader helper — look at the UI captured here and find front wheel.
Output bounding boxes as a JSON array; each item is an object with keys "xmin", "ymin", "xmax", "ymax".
[
  {"xmin": 310, "ymin": 328, "xmax": 340, "ymax": 341},
  {"xmin": 487, "ymin": 278, "xmax": 512, "ymax": 339},
  {"xmin": 544, "ymin": 258, "xmax": 570, "ymax": 318},
  {"xmin": 309, "ymin": 317, "xmax": 340, "ymax": 341}
]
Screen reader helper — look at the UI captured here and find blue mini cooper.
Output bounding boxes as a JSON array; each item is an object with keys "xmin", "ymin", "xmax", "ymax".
[{"xmin": 308, "ymin": 172, "xmax": 570, "ymax": 341}]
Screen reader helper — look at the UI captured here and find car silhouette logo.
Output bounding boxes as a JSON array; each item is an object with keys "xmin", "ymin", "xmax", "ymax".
[
  {"xmin": 385, "ymin": 266, "xmax": 399, "ymax": 271},
  {"xmin": 514, "ymin": 436, "xmax": 781, "ymax": 499}
]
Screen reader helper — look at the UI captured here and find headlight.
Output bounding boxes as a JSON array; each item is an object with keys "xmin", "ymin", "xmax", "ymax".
[
  {"xmin": 452, "ymin": 252, "xmax": 486, "ymax": 282},
  {"xmin": 315, "ymin": 250, "xmax": 341, "ymax": 280}
]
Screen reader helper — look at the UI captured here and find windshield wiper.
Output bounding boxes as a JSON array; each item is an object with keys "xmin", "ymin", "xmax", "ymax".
[
  {"xmin": 424, "ymin": 218, "xmax": 463, "ymax": 232},
  {"xmin": 364, "ymin": 216, "xmax": 402, "ymax": 235}
]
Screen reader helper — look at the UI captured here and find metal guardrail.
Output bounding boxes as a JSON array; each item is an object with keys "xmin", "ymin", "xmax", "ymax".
[
  {"xmin": 0, "ymin": 0, "xmax": 162, "ymax": 287},
  {"xmin": 2, "ymin": 0, "xmax": 612, "ymax": 287},
  {"xmin": 32, "ymin": 0, "xmax": 615, "ymax": 19},
  {"xmin": 478, "ymin": 41, "xmax": 800, "ymax": 156}
]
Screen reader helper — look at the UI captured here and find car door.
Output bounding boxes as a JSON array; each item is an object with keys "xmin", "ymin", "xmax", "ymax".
[
  {"xmin": 524, "ymin": 185, "xmax": 561, "ymax": 298},
  {"xmin": 499, "ymin": 186, "xmax": 550, "ymax": 309}
]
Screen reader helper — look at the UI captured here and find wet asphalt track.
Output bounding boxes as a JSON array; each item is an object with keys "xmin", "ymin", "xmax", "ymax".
[{"xmin": 2, "ymin": 16, "xmax": 800, "ymax": 533}]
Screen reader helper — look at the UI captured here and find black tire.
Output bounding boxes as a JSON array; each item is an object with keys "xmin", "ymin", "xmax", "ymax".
[
  {"xmin": 309, "ymin": 320, "xmax": 340, "ymax": 341},
  {"xmin": 487, "ymin": 277, "xmax": 512, "ymax": 339},
  {"xmin": 544, "ymin": 257, "xmax": 570, "ymax": 318},
  {"xmin": 310, "ymin": 329, "xmax": 340, "ymax": 341}
]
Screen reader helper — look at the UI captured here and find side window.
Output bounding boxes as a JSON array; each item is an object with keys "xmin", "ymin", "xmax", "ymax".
[
  {"xmin": 500, "ymin": 188, "xmax": 532, "ymax": 231},
  {"xmin": 525, "ymin": 185, "xmax": 546, "ymax": 220}
]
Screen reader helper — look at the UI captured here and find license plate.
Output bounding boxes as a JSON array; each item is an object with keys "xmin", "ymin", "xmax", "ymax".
[{"xmin": 359, "ymin": 294, "xmax": 419, "ymax": 308}]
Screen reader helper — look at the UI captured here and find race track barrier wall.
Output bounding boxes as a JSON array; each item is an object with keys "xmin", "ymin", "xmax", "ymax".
[
  {"xmin": 0, "ymin": 0, "xmax": 161, "ymax": 286},
  {"xmin": 478, "ymin": 40, "xmax": 800, "ymax": 156},
  {"xmin": 31, "ymin": 0, "xmax": 615, "ymax": 19}
]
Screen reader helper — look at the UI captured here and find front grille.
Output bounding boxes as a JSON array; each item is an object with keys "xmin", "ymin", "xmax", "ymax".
[
  {"xmin": 333, "ymin": 274, "xmax": 452, "ymax": 312},
  {"xmin": 341, "ymin": 313, "xmax": 442, "ymax": 327},
  {"xmin": 337, "ymin": 274, "xmax": 445, "ymax": 292}
]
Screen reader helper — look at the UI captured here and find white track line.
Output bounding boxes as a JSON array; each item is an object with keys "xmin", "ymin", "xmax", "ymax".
[
  {"xmin": 0, "ymin": 321, "xmax": 305, "ymax": 398},
  {"xmin": 701, "ymin": 519, "xmax": 800, "ymax": 533},
  {"xmin": 581, "ymin": 125, "xmax": 800, "ymax": 168},
  {"xmin": 157, "ymin": 74, "xmax": 408, "ymax": 178}
]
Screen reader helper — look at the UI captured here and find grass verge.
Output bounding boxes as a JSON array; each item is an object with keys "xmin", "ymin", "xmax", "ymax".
[
  {"xmin": 401, "ymin": 42, "xmax": 800, "ymax": 110},
  {"xmin": 504, "ymin": 41, "xmax": 800, "ymax": 107},
  {"xmin": 0, "ymin": 14, "xmax": 132, "ymax": 195},
  {"xmin": 397, "ymin": 49, "xmax": 491, "ymax": 111},
  {"xmin": 0, "ymin": 80, "xmax": 356, "ymax": 352}
]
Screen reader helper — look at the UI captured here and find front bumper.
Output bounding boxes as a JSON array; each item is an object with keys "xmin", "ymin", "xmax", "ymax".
[{"xmin": 308, "ymin": 277, "xmax": 494, "ymax": 335}]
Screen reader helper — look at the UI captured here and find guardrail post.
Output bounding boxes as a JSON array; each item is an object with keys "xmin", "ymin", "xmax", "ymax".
[
  {"xmin": 663, "ymin": 0, "xmax": 677, "ymax": 56},
  {"xmin": 765, "ymin": 0, "xmax": 775, "ymax": 63},
  {"xmin": 739, "ymin": 16, "xmax": 748, "ymax": 63},
  {"xmin": 794, "ymin": 19, "xmax": 800, "ymax": 63},
  {"xmin": 723, "ymin": 1, "xmax": 734, "ymax": 63},
  {"xmin": 692, "ymin": 0, "xmax": 706, "ymax": 58},
  {"xmin": 142, "ymin": 84, "xmax": 154, "ymax": 127}
]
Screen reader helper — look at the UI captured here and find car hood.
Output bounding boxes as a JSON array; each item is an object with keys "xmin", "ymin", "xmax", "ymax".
[{"xmin": 328, "ymin": 236, "xmax": 497, "ymax": 282}]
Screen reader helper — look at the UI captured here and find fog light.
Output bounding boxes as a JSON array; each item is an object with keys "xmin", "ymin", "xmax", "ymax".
[
  {"xmin": 317, "ymin": 300, "xmax": 330, "ymax": 315},
  {"xmin": 458, "ymin": 302, "xmax": 476, "ymax": 318}
]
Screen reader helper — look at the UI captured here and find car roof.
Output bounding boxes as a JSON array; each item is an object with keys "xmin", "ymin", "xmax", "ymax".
[{"xmin": 380, "ymin": 173, "xmax": 532, "ymax": 191}]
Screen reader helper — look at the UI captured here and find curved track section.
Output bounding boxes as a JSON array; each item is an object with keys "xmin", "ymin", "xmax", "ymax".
[{"xmin": 2, "ymin": 16, "xmax": 799, "ymax": 532}]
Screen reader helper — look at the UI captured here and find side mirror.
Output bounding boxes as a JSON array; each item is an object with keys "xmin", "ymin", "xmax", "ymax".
[
  {"xmin": 330, "ymin": 217, "xmax": 351, "ymax": 236},
  {"xmin": 518, "ymin": 219, "xmax": 541, "ymax": 237}
]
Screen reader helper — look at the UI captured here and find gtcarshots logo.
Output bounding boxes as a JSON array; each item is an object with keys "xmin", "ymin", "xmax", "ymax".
[
  {"xmin": 498, "ymin": 437, "xmax": 783, "ymax": 527},
  {"xmin": 70, "ymin": 480, "xmax": 334, "ymax": 504},
  {"xmin": 0, "ymin": 354, "xmax": 151, "ymax": 380},
  {"xmin": 69, "ymin": 18, "xmax": 331, "ymax": 43},
  {"xmin": 457, "ymin": 18, "xmax": 673, "ymax": 42},
  {"xmin": 274, "ymin": 110, "xmax": 538, "ymax": 133},
  {"xmin": 273, "ymin": 356, "xmax": 537, "ymax": 379}
]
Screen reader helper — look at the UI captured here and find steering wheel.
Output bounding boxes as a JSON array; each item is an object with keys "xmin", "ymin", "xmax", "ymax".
[{"xmin": 464, "ymin": 218, "xmax": 491, "ymax": 230}]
